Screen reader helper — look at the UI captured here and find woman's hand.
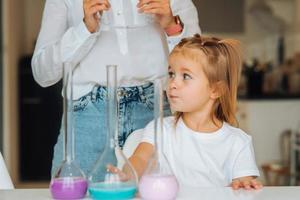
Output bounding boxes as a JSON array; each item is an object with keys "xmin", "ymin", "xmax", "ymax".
[
  {"xmin": 83, "ymin": 0, "xmax": 111, "ymax": 33},
  {"xmin": 230, "ymin": 176, "xmax": 263, "ymax": 190},
  {"xmin": 137, "ymin": 0, "xmax": 175, "ymax": 29}
]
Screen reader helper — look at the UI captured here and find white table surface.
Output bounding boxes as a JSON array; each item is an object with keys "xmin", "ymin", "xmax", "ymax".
[{"xmin": 0, "ymin": 187, "xmax": 300, "ymax": 200}]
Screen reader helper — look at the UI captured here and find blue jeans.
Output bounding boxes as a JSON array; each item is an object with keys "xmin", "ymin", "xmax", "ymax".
[{"xmin": 51, "ymin": 82, "xmax": 171, "ymax": 176}]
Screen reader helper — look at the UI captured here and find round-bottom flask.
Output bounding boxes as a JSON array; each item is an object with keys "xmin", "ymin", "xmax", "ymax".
[
  {"xmin": 50, "ymin": 162, "xmax": 88, "ymax": 199},
  {"xmin": 139, "ymin": 174, "xmax": 178, "ymax": 200},
  {"xmin": 50, "ymin": 63, "xmax": 87, "ymax": 199},
  {"xmin": 88, "ymin": 65, "xmax": 138, "ymax": 200},
  {"xmin": 139, "ymin": 79, "xmax": 179, "ymax": 200}
]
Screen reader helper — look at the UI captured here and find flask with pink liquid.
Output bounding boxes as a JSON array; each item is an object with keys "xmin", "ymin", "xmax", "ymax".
[
  {"xmin": 49, "ymin": 63, "xmax": 87, "ymax": 199},
  {"xmin": 139, "ymin": 79, "xmax": 179, "ymax": 200}
]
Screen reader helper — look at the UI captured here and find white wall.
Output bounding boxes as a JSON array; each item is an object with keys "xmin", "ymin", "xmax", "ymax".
[
  {"xmin": 237, "ymin": 100, "xmax": 300, "ymax": 183},
  {"xmin": 2, "ymin": 0, "xmax": 48, "ymax": 187},
  {"xmin": 205, "ymin": 0, "xmax": 300, "ymax": 63},
  {"xmin": 24, "ymin": 0, "xmax": 45, "ymax": 55},
  {"xmin": 2, "ymin": 0, "xmax": 25, "ymax": 186}
]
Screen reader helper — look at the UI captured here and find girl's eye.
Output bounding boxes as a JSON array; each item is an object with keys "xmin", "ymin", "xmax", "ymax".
[
  {"xmin": 183, "ymin": 73, "xmax": 192, "ymax": 80},
  {"xmin": 168, "ymin": 71, "xmax": 175, "ymax": 78}
]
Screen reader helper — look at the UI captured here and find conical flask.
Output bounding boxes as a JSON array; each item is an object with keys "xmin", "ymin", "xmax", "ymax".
[
  {"xmin": 50, "ymin": 63, "xmax": 88, "ymax": 199},
  {"xmin": 88, "ymin": 65, "xmax": 138, "ymax": 200},
  {"xmin": 139, "ymin": 78, "xmax": 179, "ymax": 200}
]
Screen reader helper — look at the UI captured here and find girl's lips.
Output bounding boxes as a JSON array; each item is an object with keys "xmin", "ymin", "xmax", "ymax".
[{"xmin": 169, "ymin": 95, "xmax": 179, "ymax": 99}]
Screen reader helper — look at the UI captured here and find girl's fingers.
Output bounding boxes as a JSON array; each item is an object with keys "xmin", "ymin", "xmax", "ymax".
[
  {"xmin": 106, "ymin": 164, "xmax": 118, "ymax": 173},
  {"xmin": 106, "ymin": 164, "xmax": 129, "ymax": 182},
  {"xmin": 232, "ymin": 177, "xmax": 263, "ymax": 190},
  {"xmin": 250, "ymin": 179, "xmax": 263, "ymax": 189},
  {"xmin": 231, "ymin": 179, "xmax": 241, "ymax": 190},
  {"xmin": 241, "ymin": 180, "xmax": 252, "ymax": 190}
]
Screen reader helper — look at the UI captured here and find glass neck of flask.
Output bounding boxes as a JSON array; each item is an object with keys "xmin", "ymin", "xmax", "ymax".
[
  {"xmin": 63, "ymin": 63, "xmax": 74, "ymax": 163},
  {"xmin": 106, "ymin": 65, "xmax": 118, "ymax": 149},
  {"xmin": 153, "ymin": 79, "xmax": 164, "ymax": 157}
]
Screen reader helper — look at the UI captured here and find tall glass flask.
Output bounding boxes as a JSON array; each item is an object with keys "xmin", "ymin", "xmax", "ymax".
[
  {"xmin": 139, "ymin": 79, "xmax": 179, "ymax": 200},
  {"xmin": 50, "ymin": 63, "xmax": 88, "ymax": 199},
  {"xmin": 91, "ymin": 0, "xmax": 169, "ymax": 84},
  {"xmin": 88, "ymin": 65, "xmax": 138, "ymax": 200}
]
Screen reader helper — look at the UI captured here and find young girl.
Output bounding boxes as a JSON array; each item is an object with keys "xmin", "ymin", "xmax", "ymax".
[{"xmin": 125, "ymin": 34, "xmax": 262, "ymax": 189}]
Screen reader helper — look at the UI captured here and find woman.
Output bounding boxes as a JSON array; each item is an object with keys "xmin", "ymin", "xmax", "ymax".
[{"xmin": 31, "ymin": 0, "xmax": 200, "ymax": 176}]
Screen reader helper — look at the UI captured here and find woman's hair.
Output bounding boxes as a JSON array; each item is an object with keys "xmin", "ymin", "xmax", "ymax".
[{"xmin": 170, "ymin": 34, "xmax": 242, "ymax": 127}]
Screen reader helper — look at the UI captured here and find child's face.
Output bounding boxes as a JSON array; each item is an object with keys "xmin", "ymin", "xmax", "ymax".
[{"xmin": 167, "ymin": 51, "xmax": 215, "ymax": 113}]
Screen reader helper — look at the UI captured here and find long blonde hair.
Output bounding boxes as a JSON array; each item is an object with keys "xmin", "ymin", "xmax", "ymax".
[{"xmin": 170, "ymin": 34, "xmax": 242, "ymax": 127}]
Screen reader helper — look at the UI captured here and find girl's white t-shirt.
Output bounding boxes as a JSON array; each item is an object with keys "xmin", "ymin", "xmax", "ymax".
[{"xmin": 141, "ymin": 116, "xmax": 260, "ymax": 187}]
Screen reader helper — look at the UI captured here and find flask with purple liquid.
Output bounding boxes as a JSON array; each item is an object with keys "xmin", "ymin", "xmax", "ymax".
[
  {"xmin": 139, "ymin": 79, "xmax": 179, "ymax": 200},
  {"xmin": 50, "ymin": 63, "xmax": 87, "ymax": 199}
]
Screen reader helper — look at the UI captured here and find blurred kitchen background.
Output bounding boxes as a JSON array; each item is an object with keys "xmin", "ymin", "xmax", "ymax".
[{"xmin": 1, "ymin": 0, "xmax": 300, "ymax": 188}]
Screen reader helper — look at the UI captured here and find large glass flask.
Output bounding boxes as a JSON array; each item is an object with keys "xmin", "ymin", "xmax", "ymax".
[
  {"xmin": 88, "ymin": 65, "xmax": 138, "ymax": 200},
  {"xmin": 138, "ymin": 79, "xmax": 179, "ymax": 200},
  {"xmin": 85, "ymin": 0, "xmax": 169, "ymax": 87},
  {"xmin": 50, "ymin": 63, "xmax": 88, "ymax": 199},
  {"xmin": 101, "ymin": 0, "xmax": 154, "ymax": 28}
]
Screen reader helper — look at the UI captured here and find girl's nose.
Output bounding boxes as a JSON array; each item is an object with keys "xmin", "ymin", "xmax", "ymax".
[{"xmin": 168, "ymin": 79, "xmax": 177, "ymax": 90}]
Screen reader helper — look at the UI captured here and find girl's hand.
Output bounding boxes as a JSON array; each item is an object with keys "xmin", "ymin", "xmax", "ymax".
[
  {"xmin": 230, "ymin": 176, "xmax": 263, "ymax": 190},
  {"xmin": 137, "ymin": 0, "xmax": 175, "ymax": 29},
  {"xmin": 106, "ymin": 164, "xmax": 130, "ymax": 182},
  {"xmin": 83, "ymin": 0, "xmax": 111, "ymax": 33}
]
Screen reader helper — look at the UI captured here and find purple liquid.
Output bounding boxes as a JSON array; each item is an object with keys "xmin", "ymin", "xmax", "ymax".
[
  {"xmin": 139, "ymin": 174, "xmax": 179, "ymax": 200},
  {"xmin": 50, "ymin": 177, "xmax": 87, "ymax": 199}
]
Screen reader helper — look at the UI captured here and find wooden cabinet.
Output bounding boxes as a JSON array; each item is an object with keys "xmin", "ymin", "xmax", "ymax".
[{"xmin": 18, "ymin": 55, "xmax": 62, "ymax": 182}]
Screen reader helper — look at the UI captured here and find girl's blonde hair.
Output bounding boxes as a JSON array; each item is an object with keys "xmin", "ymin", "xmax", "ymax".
[{"xmin": 170, "ymin": 34, "xmax": 242, "ymax": 127}]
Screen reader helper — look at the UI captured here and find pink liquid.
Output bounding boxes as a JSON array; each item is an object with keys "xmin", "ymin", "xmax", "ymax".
[
  {"xmin": 50, "ymin": 177, "xmax": 87, "ymax": 199},
  {"xmin": 139, "ymin": 174, "xmax": 179, "ymax": 200}
]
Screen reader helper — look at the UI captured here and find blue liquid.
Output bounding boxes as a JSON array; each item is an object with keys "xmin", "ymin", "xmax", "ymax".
[{"xmin": 89, "ymin": 182, "xmax": 137, "ymax": 200}]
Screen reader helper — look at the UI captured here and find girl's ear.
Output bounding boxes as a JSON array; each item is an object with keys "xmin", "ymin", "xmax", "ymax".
[{"xmin": 210, "ymin": 81, "xmax": 226, "ymax": 99}]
